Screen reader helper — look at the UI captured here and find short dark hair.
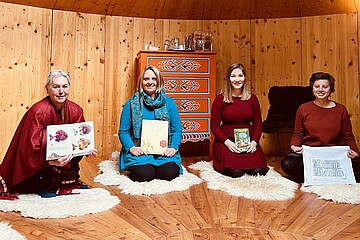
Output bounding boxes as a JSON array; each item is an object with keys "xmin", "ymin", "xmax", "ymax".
[{"xmin": 309, "ymin": 72, "xmax": 335, "ymax": 93}]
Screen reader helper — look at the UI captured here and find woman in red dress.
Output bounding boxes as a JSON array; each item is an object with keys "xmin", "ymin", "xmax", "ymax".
[{"xmin": 210, "ymin": 63, "xmax": 268, "ymax": 178}]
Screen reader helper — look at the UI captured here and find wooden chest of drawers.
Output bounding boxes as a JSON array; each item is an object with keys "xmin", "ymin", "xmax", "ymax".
[{"xmin": 136, "ymin": 50, "xmax": 217, "ymax": 147}]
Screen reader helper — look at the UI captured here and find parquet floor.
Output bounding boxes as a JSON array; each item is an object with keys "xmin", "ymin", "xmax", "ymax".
[{"xmin": 0, "ymin": 156, "xmax": 359, "ymax": 240}]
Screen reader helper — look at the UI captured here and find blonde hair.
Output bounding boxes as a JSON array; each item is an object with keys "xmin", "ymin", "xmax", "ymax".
[
  {"xmin": 45, "ymin": 70, "xmax": 71, "ymax": 90},
  {"xmin": 137, "ymin": 65, "xmax": 164, "ymax": 94},
  {"xmin": 220, "ymin": 63, "xmax": 250, "ymax": 103}
]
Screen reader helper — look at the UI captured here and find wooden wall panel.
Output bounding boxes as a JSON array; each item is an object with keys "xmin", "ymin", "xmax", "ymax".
[
  {"xmin": 301, "ymin": 13, "xmax": 359, "ymax": 145},
  {"xmin": 299, "ymin": 0, "xmax": 356, "ymax": 17},
  {"xmin": 51, "ymin": 11, "xmax": 106, "ymax": 156},
  {"xmin": 251, "ymin": 18, "xmax": 302, "ymax": 155},
  {"xmin": 204, "ymin": 20, "xmax": 251, "ymax": 93},
  {"xmin": 103, "ymin": 16, "xmax": 155, "ymax": 156},
  {"xmin": 0, "ymin": 2, "xmax": 51, "ymax": 162}
]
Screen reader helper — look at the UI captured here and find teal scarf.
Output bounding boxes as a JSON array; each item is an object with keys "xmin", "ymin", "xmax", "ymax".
[{"xmin": 130, "ymin": 90, "xmax": 169, "ymax": 146}]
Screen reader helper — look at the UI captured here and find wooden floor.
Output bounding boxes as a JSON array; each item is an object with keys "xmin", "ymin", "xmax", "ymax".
[{"xmin": 1, "ymin": 156, "xmax": 360, "ymax": 240}]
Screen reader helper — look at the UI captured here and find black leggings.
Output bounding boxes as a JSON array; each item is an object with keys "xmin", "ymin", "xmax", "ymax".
[
  {"xmin": 127, "ymin": 162, "xmax": 180, "ymax": 182},
  {"xmin": 220, "ymin": 167, "xmax": 268, "ymax": 178},
  {"xmin": 281, "ymin": 153, "xmax": 360, "ymax": 183}
]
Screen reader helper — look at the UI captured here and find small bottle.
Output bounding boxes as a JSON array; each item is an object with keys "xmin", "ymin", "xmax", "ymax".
[{"xmin": 173, "ymin": 37, "xmax": 179, "ymax": 49}]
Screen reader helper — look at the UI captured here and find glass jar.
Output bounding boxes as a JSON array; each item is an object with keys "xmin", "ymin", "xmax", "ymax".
[
  {"xmin": 193, "ymin": 30, "xmax": 204, "ymax": 51},
  {"xmin": 203, "ymin": 31, "xmax": 213, "ymax": 52}
]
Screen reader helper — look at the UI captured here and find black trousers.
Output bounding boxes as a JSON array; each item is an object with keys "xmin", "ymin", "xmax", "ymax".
[
  {"xmin": 127, "ymin": 162, "xmax": 180, "ymax": 182},
  {"xmin": 13, "ymin": 157, "xmax": 83, "ymax": 194},
  {"xmin": 281, "ymin": 153, "xmax": 360, "ymax": 183}
]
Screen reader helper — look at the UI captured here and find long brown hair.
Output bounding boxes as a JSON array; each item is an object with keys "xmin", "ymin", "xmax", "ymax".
[{"xmin": 221, "ymin": 63, "xmax": 250, "ymax": 103}]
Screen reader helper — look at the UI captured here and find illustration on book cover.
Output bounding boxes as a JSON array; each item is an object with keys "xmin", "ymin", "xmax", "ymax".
[
  {"xmin": 234, "ymin": 128, "xmax": 250, "ymax": 153},
  {"xmin": 46, "ymin": 121, "xmax": 95, "ymax": 160}
]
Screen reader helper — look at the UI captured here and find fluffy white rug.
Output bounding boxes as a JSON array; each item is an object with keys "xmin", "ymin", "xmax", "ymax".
[
  {"xmin": 301, "ymin": 184, "xmax": 360, "ymax": 204},
  {"xmin": 0, "ymin": 222, "xmax": 26, "ymax": 240},
  {"xmin": 94, "ymin": 160, "xmax": 202, "ymax": 195},
  {"xmin": 188, "ymin": 161, "xmax": 299, "ymax": 201},
  {"xmin": 0, "ymin": 188, "xmax": 120, "ymax": 219}
]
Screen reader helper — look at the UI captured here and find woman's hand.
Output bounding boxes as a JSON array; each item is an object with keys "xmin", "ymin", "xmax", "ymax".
[
  {"xmin": 347, "ymin": 149, "xmax": 359, "ymax": 159},
  {"xmin": 130, "ymin": 146, "xmax": 147, "ymax": 156},
  {"xmin": 247, "ymin": 141, "xmax": 257, "ymax": 153},
  {"xmin": 87, "ymin": 149, "xmax": 98, "ymax": 157},
  {"xmin": 163, "ymin": 148, "xmax": 177, "ymax": 157},
  {"xmin": 48, "ymin": 154, "xmax": 73, "ymax": 167},
  {"xmin": 225, "ymin": 139, "xmax": 241, "ymax": 154},
  {"xmin": 291, "ymin": 145, "xmax": 303, "ymax": 154}
]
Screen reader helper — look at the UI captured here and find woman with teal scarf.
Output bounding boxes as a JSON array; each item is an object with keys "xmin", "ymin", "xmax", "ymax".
[{"xmin": 118, "ymin": 65, "xmax": 183, "ymax": 182}]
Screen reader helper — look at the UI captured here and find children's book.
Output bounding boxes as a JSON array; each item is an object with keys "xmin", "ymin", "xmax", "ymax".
[
  {"xmin": 46, "ymin": 121, "xmax": 95, "ymax": 160},
  {"xmin": 234, "ymin": 128, "xmax": 251, "ymax": 153},
  {"xmin": 141, "ymin": 119, "xmax": 169, "ymax": 155}
]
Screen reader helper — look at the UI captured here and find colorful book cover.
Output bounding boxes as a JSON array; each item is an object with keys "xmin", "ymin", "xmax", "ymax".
[
  {"xmin": 46, "ymin": 121, "xmax": 95, "ymax": 160},
  {"xmin": 234, "ymin": 128, "xmax": 250, "ymax": 153},
  {"xmin": 141, "ymin": 119, "xmax": 169, "ymax": 155}
]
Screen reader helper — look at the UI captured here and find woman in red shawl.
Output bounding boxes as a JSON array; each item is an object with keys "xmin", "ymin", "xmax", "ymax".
[{"xmin": 0, "ymin": 70, "xmax": 97, "ymax": 199}]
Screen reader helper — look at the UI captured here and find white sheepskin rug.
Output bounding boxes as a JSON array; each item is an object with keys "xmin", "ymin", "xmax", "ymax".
[
  {"xmin": 188, "ymin": 161, "xmax": 299, "ymax": 201},
  {"xmin": 94, "ymin": 160, "xmax": 202, "ymax": 195},
  {"xmin": 301, "ymin": 184, "xmax": 360, "ymax": 204},
  {"xmin": 0, "ymin": 188, "xmax": 120, "ymax": 219},
  {"xmin": 0, "ymin": 222, "xmax": 26, "ymax": 240}
]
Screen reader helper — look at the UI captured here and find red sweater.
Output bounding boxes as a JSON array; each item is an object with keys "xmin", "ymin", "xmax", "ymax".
[{"xmin": 291, "ymin": 101, "xmax": 359, "ymax": 154}]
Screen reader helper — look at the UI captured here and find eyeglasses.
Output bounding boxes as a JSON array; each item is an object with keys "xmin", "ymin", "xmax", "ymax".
[{"xmin": 48, "ymin": 70, "xmax": 70, "ymax": 78}]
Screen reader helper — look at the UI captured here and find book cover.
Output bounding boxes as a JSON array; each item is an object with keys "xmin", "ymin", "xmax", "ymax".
[
  {"xmin": 234, "ymin": 128, "xmax": 250, "ymax": 153},
  {"xmin": 46, "ymin": 121, "xmax": 95, "ymax": 160},
  {"xmin": 302, "ymin": 145, "xmax": 356, "ymax": 186},
  {"xmin": 141, "ymin": 119, "xmax": 169, "ymax": 155}
]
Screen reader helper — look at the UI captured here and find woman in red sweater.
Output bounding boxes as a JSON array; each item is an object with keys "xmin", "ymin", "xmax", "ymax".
[
  {"xmin": 210, "ymin": 63, "xmax": 268, "ymax": 178},
  {"xmin": 281, "ymin": 72, "xmax": 360, "ymax": 182}
]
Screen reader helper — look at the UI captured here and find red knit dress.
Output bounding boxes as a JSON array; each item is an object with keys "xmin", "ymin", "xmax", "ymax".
[{"xmin": 210, "ymin": 94, "xmax": 268, "ymax": 171}]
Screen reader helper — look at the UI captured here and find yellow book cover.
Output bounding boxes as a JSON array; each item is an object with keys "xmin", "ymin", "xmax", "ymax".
[{"xmin": 141, "ymin": 119, "xmax": 169, "ymax": 155}]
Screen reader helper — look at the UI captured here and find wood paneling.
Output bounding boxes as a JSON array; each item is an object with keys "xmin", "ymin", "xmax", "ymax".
[
  {"xmin": 55, "ymin": 0, "xmax": 111, "ymax": 15},
  {"xmin": 154, "ymin": 19, "xmax": 202, "ymax": 48},
  {"xmin": 300, "ymin": 0, "xmax": 357, "ymax": 17},
  {"xmin": 103, "ymin": 16, "xmax": 155, "ymax": 156},
  {"xmin": 251, "ymin": 0, "xmax": 300, "ymax": 19},
  {"xmin": 251, "ymin": 17, "xmax": 302, "ymax": 155},
  {"xmin": 0, "ymin": 2, "xmax": 51, "ymax": 162},
  {"xmin": 0, "ymin": 0, "xmax": 359, "ymax": 20},
  {"xmin": 205, "ymin": 20, "xmax": 251, "ymax": 92}
]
